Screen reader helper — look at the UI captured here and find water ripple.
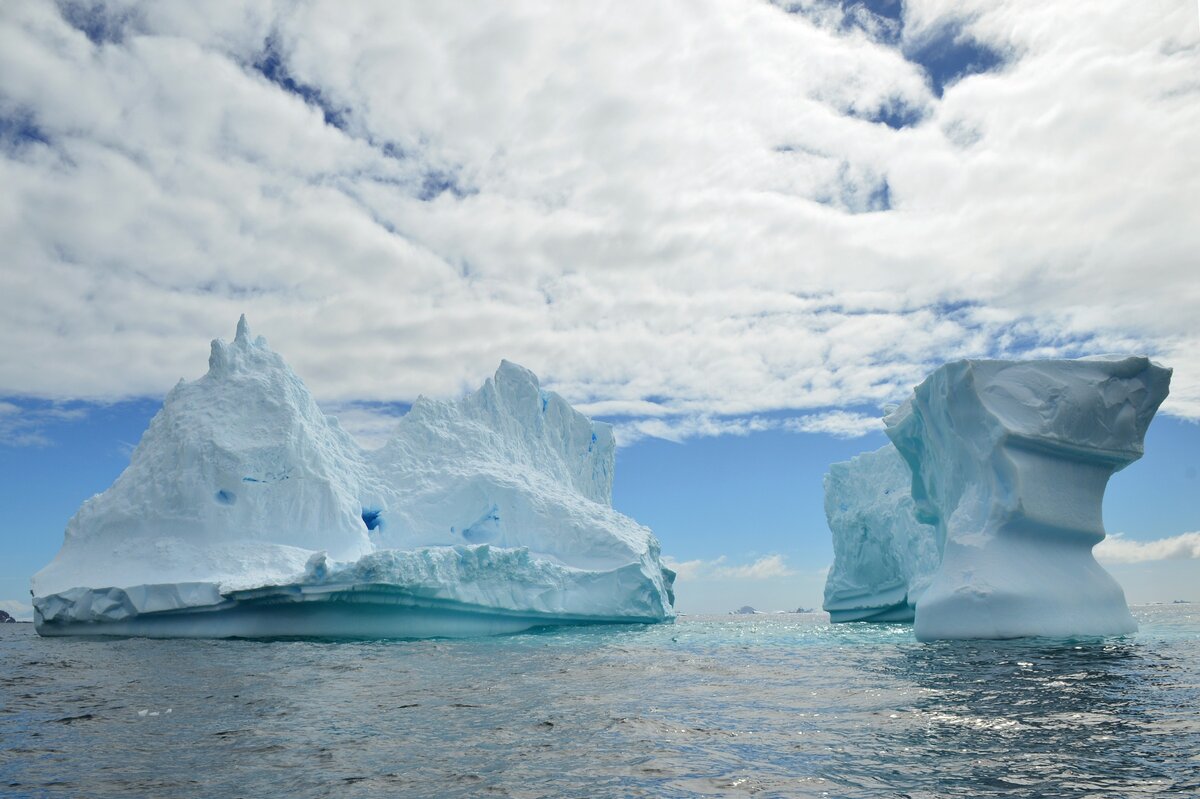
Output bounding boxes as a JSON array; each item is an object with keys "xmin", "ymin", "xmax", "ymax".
[{"xmin": 1, "ymin": 605, "xmax": 1197, "ymax": 798}]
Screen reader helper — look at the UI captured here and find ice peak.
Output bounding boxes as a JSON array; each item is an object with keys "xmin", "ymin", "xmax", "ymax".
[
  {"xmin": 206, "ymin": 316, "xmax": 281, "ymax": 377},
  {"xmin": 495, "ymin": 359, "xmax": 539, "ymax": 389},
  {"xmin": 235, "ymin": 314, "xmax": 250, "ymax": 344}
]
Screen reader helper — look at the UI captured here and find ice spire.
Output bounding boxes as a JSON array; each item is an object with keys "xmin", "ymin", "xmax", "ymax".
[{"xmin": 234, "ymin": 314, "xmax": 250, "ymax": 344}]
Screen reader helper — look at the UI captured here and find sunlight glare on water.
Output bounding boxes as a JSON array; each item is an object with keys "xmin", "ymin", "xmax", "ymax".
[{"xmin": 1, "ymin": 604, "xmax": 1198, "ymax": 798}]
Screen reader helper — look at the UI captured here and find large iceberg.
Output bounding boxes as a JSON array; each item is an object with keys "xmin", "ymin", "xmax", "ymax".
[
  {"xmin": 885, "ymin": 356, "xmax": 1171, "ymax": 641},
  {"xmin": 33, "ymin": 318, "xmax": 675, "ymax": 638},
  {"xmin": 822, "ymin": 444, "xmax": 940, "ymax": 623}
]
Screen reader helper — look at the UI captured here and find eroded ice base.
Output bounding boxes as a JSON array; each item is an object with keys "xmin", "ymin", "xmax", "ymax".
[
  {"xmin": 34, "ymin": 583, "xmax": 656, "ymax": 639},
  {"xmin": 914, "ymin": 536, "xmax": 1136, "ymax": 640},
  {"xmin": 34, "ymin": 543, "xmax": 673, "ymax": 639},
  {"xmin": 824, "ymin": 583, "xmax": 915, "ymax": 623}
]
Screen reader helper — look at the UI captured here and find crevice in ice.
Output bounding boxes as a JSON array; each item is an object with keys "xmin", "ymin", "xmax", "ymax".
[
  {"xmin": 214, "ymin": 490, "xmax": 236, "ymax": 506},
  {"xmin": 361, "ymin": 508, "xmax": 383, "ymax": 531}
]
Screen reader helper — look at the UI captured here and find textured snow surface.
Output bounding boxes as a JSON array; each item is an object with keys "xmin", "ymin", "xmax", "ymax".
[
  {"xmin": 822, "ymin": 445, "xmax": 940, "ymax": 623},
  {"xmin": 33, "ymin": 318, "xmax": 674, "ymax": 637},
  {"xmin": 885, "ymin": 356, "xmax": 1171, "ymax": 641}
]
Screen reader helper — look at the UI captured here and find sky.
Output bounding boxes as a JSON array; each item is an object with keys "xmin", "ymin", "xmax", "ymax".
[{"xmin": 1, "ymin": 0, "xmax": 1198, "ymax": 619}]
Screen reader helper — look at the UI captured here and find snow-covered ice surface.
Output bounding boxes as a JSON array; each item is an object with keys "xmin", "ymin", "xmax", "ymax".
[
  {"xmin": 822, "ymin": 445, "xmax": 940, "ymax": 623},
  {"xmin": 33, "ymin": 318, "xmax": 674, "ymax": 638},
  {"xmin": 885, "ymin": 356, "xmax": 1171, "ymax": 641}
]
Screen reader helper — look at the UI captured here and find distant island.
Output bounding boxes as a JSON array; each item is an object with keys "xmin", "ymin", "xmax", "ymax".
[{"xmin": 0, "ymin": 610, "xmax": 16, "ymax": 623}]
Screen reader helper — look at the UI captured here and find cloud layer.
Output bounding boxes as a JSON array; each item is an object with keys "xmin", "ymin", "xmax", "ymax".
[
  {"xmin": 666, "ymin": 554, "xmax": 797, "ymax": 581},
  {"xmin": 0, "ymin": 598, "xmax": 32, "ymax": 621},
  {"xmin": 2, "ymin": 1, "xmax": 1198, "ymax": 442},
  {"xmin": 1096, "ymin": 532, "xmax": 1200, "ymax": 564},
  {"xmin": 0, "ymin": 400, "xmax": 86, "ymax": 446}
]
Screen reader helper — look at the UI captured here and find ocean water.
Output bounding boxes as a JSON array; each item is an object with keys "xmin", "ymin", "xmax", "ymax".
[{"xmin": 2, "ymin": 604, "xmax": 1198, "ymax": 799}]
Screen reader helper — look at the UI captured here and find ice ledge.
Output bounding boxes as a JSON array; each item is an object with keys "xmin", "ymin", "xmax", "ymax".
[
  {"xmin": 34, "ymin": 583, "xmax": 668, "ymax": 639},
  {"xmin": 35, "ymin": 582, "xmax": 225, "ymax": 624},
  {"xmin": 34, "ymin": 543, "xmax": 674, "ymax": 637}
]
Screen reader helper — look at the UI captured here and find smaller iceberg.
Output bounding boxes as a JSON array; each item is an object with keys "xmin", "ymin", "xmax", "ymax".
[
  {"xmin": 33, "ymin": 318, "xmax": 675, "ymax": 638},
  {"xmin": 822, "ymin": 444, "xmax": 940, "ymax": 623},
  {"xmin": 885, "ymin": 355, "xmax": 1171, "ymax": 641}
]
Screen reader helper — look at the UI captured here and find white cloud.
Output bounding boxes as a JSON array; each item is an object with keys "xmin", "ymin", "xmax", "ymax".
[
  {"xmin": 0, "ymin": 0, "xmax": 1196, "ymax": 437},
  {"xmin": 665, "ymin": 553, "xmax": 796, "ymax": 581},
  {"xmin": 320, "ymin": 402, "xmax": 409, "ymax": 451},
  {"xmin": 1096, "ymin": 532, "xmax": 1200, "ymax": 564},
  {"xmin": 664, "ymin": 554, "xmax": 830, "ymax": 613},
  {"xmin": 609, "ymin": 409, "xmax": 882, "ymax": 447},
  {"xmin": 0, "ymin": 400, "xmax": 87, "ymax": 446},
  {"xmin": 663, "ymin": 557, "xmax": 710, "ymax": 582},
  {"xmin": 783, "ymin": 410, "xmax": 883, "ymax": 438},
  {"xmin": 716, "ymin": 554, "xmax": 797, "ymax": 579},
  {"xmin": 610, "ymin": 414, "xmax": 777, "ymax": 447},
  {"xmin": 0, "ymin": 598, "xmax": 32, "ymax": 621}
]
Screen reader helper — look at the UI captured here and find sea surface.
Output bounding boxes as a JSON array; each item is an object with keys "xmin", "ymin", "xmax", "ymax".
[{"xmin": 2, "ymin": 604, "xmax": 1198, "ymax": 798}]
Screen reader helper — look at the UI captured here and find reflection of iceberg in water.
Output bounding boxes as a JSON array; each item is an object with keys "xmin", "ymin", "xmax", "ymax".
[{"xmin": 33, "ymin": 318, "xmax": 674, "ymax": 638}]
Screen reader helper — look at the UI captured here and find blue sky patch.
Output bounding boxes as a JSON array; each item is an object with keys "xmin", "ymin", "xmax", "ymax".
[
  {"xmin": 904, "ymin": 21, "xmax": 1007, "ymax": 97},
  {"xmin": 252, "ymin": 36, "xmax": 349, "ymax": 131},
  {"xmin": 0, "ymin": 111, "xmax": 51, "ymax": 152},
  {"xmin": 418, "ymin": 169, "xmax": 476, "ymax": 202},
  {"xmin": 863, "ymin": 98, "xmax": 926, "ymax": 130},
  {"xmin": 777, "ymin": 2, "xmax": 1008, "ymax": 98},
  {"xmin": 55, "ymin": 0, "xmax": 136, "ymax": 46}
]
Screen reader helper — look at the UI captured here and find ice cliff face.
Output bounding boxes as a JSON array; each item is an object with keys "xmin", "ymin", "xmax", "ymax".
[
  {"xmin": 33, "ymin": 318, "xmax": 674, "ymax": 638},
  {"xmin": 822, "ymin": 445, "xmax": 940, "ymax": 623},
  {"xmin": 885, "ymin": 356, "xmax": 1171, "ymax": 641}
]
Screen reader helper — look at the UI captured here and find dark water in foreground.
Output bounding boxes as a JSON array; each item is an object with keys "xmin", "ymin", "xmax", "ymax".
[{"xmin": 2, "ymin": 605, "xmax": 1198, "ymax": 798}]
